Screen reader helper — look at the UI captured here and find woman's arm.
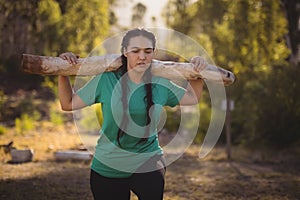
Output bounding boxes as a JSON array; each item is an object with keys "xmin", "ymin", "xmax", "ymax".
[
  {"xmin": 180, "ymin": 56, "xmax": 207, "ymax": 105},
  {"xmin": 58, "ymin": 52, "xmax": 87, "ymax": 111},
  {"xmin": 58, "ymin": 76, "xmax": 87, "ymax": 111},
  {"xmin": 180, "ymin": 79, "xmax": 204, "ymax": 105}
]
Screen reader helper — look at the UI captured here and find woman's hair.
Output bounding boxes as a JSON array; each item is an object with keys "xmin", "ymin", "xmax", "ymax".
[
  {"xmin": 117, "ymin": 28, "xmax": 156, "ymax": 147},
  {"xmin": 121, "ymin": 28, "xmax": 156, "ymax": 52}
]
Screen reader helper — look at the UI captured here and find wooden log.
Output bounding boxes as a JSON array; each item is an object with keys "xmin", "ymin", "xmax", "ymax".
[
  {"xmin": 22, "ymin": 54, "xmax": 123, "ymax": 76},
  {"xmin": 10, "ymin": 149, "xmax": 34, "ymax": 163},
  {"xmin": 22, "ymin": 54, "xmax": 235, "ymax": 85},
  {"xmin": 54, "ymin": 150, "xmax": 92, "ymax": 162},
  {"xmin": 151, "ymin": 60, "xmax": 235, "ymax": 86}
]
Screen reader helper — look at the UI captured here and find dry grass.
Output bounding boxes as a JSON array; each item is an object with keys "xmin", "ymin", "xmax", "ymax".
[
  {"xmin": 0, "ymin": 121, "xmax": 82, "ymax": 162},
  {"xmin": 1, "ymin": 124, "xmax": 300, "ymax": 200},
  {"xmin": 164, "ymin": 146, "xmax": 300, "ymax": 200}
]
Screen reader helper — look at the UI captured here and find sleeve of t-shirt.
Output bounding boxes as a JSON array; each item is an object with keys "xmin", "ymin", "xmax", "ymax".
[
  {"xmin": 165, "ymin": 80, "xmax": 186, "ymax": 107},
  {"xmin": 76, "ymin": 75, "xmax": 102, "ymax": 106}
]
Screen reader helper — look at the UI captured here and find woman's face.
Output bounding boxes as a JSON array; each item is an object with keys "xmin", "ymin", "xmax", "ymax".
[{"xmin": 124, "ymin": 35, "xmax": 154, "ymax": 74}]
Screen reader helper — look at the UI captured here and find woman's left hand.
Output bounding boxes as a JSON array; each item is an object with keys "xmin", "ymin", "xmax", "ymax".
[
  {"xmin": 59, "ymin": 52, "xmax": 80, "ymax": 65},
  {"xmin": 190, "ymin": 56, "xmax": 208, "ymax": 73}
]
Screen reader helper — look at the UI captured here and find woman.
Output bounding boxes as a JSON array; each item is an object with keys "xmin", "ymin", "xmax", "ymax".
[{"xmin": 58, "ymin": 28, "xmax": 207, "ymax": 200}]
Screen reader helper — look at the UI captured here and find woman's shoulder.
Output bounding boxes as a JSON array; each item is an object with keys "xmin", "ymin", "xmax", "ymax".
[
  {"xmin": 152, "ymin": 76, "xmax": 177, "ymax": 88},
  {"xmin": 151, "ymin": 75, "xmax": 170, "ymax": 84},
  {"xmin": 151, "ymin": 76, "xmax": 187, "ymax": 92},
  {"xmin": 95, "ymin": 71, "xmax": 120, "ymax": 80}
]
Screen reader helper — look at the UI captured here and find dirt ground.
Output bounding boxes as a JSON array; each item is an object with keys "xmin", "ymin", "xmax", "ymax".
[{"xmin": 0, "ymin": 127, "xmax": 299, "ymax": 200}]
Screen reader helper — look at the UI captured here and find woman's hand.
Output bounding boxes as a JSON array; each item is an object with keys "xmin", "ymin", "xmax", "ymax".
[
  {"xmin": 190, "ymin": 56, "xmax": 208, "ymax": 73},
  {"xmin": 179, "ymin": 56, "xmax": 207, "ymax": 105},
  {"xmin": 59, "ymin": 52, "xmax": 79, "ymax": 65}
]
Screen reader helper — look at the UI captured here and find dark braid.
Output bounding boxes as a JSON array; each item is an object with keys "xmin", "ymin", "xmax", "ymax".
[
  {"xmin": 140, "ymin": 67, "xmax": 154, "ymax": 144},
  {"xmin": 116, "ymin": 28, "xmax": 156, "ymax": 147},
  {"xmin": 117, "ymin": 55, "xmax": 129, "ymax": 146}
]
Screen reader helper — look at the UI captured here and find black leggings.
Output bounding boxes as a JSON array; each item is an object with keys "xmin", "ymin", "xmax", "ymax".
[{"xmin": 90, "ymin": 169, "xmax": 165, "ymax": 200}]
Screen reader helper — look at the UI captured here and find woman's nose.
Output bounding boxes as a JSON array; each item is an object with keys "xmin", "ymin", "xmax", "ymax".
[{"xmin": 138, "ymin": 52, "xmax": 146, "ymax": 60}]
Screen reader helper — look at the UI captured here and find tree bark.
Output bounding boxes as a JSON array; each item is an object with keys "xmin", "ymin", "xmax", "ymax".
[{"xmin": 22, "ymin": 54, "xmax": 235, "ymax": 86}]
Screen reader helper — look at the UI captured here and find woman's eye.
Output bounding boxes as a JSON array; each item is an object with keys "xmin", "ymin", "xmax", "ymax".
[{"xmin": 130, "ymin": 49, "xmax": 153, "ymax": 54}]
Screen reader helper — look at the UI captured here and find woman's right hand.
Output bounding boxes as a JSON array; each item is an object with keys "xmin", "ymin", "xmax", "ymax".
[{"xmin": 59, "ymin": 52, "xmax": 79, "ymax": 65}]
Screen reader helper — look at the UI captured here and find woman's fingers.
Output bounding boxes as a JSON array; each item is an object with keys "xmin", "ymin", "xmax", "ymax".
[
  {"xmin": 59, "ymin": 52, "xmax": 79, "ymax": 65},
  {"xmin": 190, "ymin": 56, "xmax": 208, "ymax": 73}
]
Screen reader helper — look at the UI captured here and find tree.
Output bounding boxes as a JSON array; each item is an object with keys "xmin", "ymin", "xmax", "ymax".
[
  {"xmin": 131, "ymin": 2, "xmax": 147, "ymax": 27},
  {"xmin": 281, "ymin": 0, "xmax": 300, "ymax": 64},
  {"xmin": 0, "ymin": 0, "xmax": 110, "ymax": 90},
  {"xmin": 0, "ymin": 0, "xmax": 111, "ymax": 125},
  {"xmin": 164, "ymin": 0, "xmax": 192, "ymax": 34},
  {"xmin": 165, "ymin": 0, "xmax": 298, "ymax": 147},
  {"xmin": 0, "ymin": 0, "xmax": 40, "ymax": 59},
  {"xmin": 36, "ymin": 0, "xmax": 62, "ymax": 55},
  {"xmin": 58, "ymin": 0, "xmax": 110, "ymax": 56}
]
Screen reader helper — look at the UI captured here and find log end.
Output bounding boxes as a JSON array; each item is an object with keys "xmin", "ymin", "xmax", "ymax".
[
  {"xmin": 220, "ymin": 70, "xmax": 235, "ymax": 86},
  {"xmin": 21, "ymin": 54, "xmax": 44, "ymax": 74}
]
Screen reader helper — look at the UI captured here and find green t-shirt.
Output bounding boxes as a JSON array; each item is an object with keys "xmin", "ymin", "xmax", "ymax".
[{"xmin": 77, "ymin": 72, "xmax": 186, "ymax": 178}]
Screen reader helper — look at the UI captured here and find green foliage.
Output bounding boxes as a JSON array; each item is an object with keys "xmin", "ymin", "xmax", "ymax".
[
  {"xmin": 164, "ymin": 0, "xmax": 193, "ymax": 34},
  {"xmin": 161, "ymin": 91, "xmax": 212, "ymax": 144},
  {"xmin": 195, "ymin": 91, "xmax": 212, "ymax": 143},
  {"xmin": 15, "ymin": 113, "xmax": 36, "ymax": 134},
  {"xmin": 78, "ymin": 104, "xmax": 103, "ymax": 133},
  {"xmin": 0, "ymin": 0, "xmax": 112, "ymax": 127},
  {"xmin": 0, "ymin": 0, "xmax": 111, "ymax": 96},
  {"xmin": 165, "ymin": 0, "xmax": 296, "ymax": 147},
  {"xmin": 0, "ymin": 0, "xmax": 110, "ymax": 57},
  {"xmin": 0, "ymin": 88, "xmax": 50, "ymax": 125},
  {"xmin": 0, "ymin": 90, "xmax": 7, "ymax": 119},
  {"xmin": 36, "ymin": 0, "xmax": 62, "ymax": 55},
  {"xmin": 254, "ymin": 63, "xmax": 300, "ymax": 147},
  {"xmin": 163, "ymin": 107, "xmax": 181, "ymax": 133},
  {"xmin": 42, "ymin": 76, "xmax": 58, "ymax": 97},
  {"xmin": 0, "ymin": 125, "xmax": 6, "ymax": 135},
  {"xmin": 220, "ymin": 0, "xmax": 291, "ymax": 147},
  {"xmin": 94, "ymin": 104, "xmax": 103, "ymax": 127},
  {"xmin": 0, "ymin": 0, "xmax": 297, "ymax": 149},
  {"xmin": 59, "ymin": 0, "xmax": 110, "ymax": 55},
  {"xmin": 49, "ymin": 108, "xmax": 64, "ymax": 126}
]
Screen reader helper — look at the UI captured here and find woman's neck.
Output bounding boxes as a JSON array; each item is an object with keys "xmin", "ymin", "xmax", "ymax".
[{"xmin": 127, "ymin": 70, "xmax": 144, "ymax": 84}]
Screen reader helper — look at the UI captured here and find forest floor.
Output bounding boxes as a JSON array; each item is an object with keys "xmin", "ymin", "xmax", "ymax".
[{"xmin": 0, "ymin": 123, "xmax": 300, "ymax": 200}]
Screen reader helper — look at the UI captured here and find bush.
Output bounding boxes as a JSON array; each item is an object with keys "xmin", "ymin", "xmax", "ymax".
[
  {"xmin": 0, "ymin": 125, "xmax": 6, "ymax": 135},
  {"xmin": 49, "ymin": 102, "xmax": 64, "ymax": 125},
  {"xmin": 77, "ymin": 104, "xmax": 102, "ymax": 133},
  {"xmin": 15, "ymin": 114, "xmax": 36, "ymax": 134},
  {"xmin": 0, "ymin": 90, "xmax": 7, "ymax": 120},
  {"xmin": 255, "ymin": 64, "xmax": 300, "ymax": 147}
]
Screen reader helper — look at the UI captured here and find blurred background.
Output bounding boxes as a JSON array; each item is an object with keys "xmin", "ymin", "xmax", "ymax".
[
  {"xmin": 1, "ymin": 0, "xmax": 299, "ymax": 150},
  {"xmin": 0, "ymin": 0, "xmax": 300, "ymax": 199}
]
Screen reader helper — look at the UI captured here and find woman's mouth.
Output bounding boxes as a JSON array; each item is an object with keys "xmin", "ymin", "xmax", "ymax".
[{"xmin": 137, "ymin": 62, "xmax": 147, "ymax": 67}]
